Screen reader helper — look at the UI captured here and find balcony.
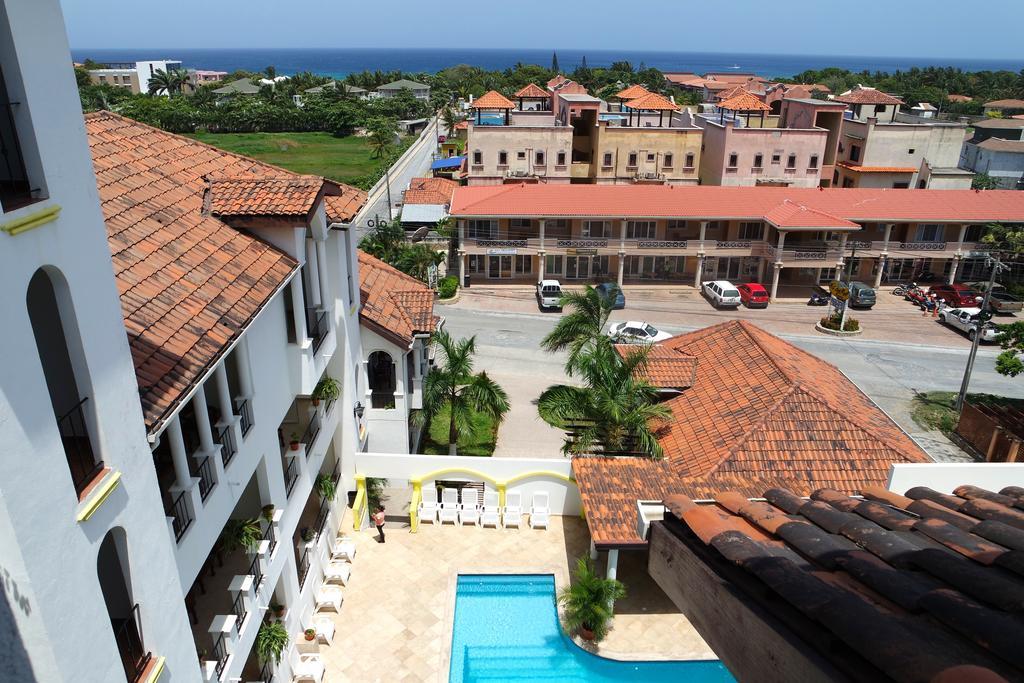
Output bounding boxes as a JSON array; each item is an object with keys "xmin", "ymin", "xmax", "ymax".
[
  {"xmin": 632, "ymin": 172, "xmax": 666, "ymax": 183},
  {"xmin": 306, "ymin": 307, "xmax": 329, "ymax": 354},
  {"xmin": 113, "ymin": 604, "xmax": 152, "ymax": 683},
  {"xmin": 58, "ymin": 396, "xmax": 105, "ymax": 496}
]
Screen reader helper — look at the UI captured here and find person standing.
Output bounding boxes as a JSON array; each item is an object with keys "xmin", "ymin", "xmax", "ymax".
[{"xmin": 372, "ymin": 505, "xmax": 386, "ymax": 543}]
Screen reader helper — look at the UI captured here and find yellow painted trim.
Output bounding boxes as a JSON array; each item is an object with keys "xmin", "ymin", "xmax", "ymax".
[
  {"xmin": 497, "ymin": 483, "xmax": 506, "ymax": 508},
  {"xmin": 352, "ymin": 475, "xmax": 366, "ymax": 531},
  {"xmin": 144, "ymin": 656, "xmax": 166, "ymax": 683},
  {"xmin": 409, "ymin": 481, "xmax": 422, "ymax": 533},
  {"xmin": 414, "ymin": 467, "xmax": 501, "ymax": 487},
  {"xmin": 76, "ymin": 471, "xmax": 122, "ymax": 522},
  {"xmin": 505, "ymin": 470, "xmax": 576, "ymax": 486},
  {"xmin": 1, "ymin": 204, "xmax": 61, "ymax": 236}
]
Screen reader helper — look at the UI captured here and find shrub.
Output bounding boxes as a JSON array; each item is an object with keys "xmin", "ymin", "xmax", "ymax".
[
  {"xmin": 819, "ymin": 313, "xmax": 859, "ymax": 332},
  {"xmin": 438, "ymin": 276, "xmax": 458, "ymax": 299}
]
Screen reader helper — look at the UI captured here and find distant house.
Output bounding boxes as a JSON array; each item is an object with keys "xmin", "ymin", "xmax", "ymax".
[
  {"xmin": 376, "ymin": 79, "xmax": 430, "ymax": 101},
  {"xmin": 984, "ymin": 99, "xmax": 1024, "ymax": 115},
  {"xmin": 947, "ymin": 94, "xmax": 973, "ymax": 103},
  {"xmin": 400, "ymin": 177, "xmax": 458, "ymax": 228},
  {"xmin": 911, "ymin": 102, "xmax": 938, "ymax": 118},
  {"xmin": 87, "ymin": 58, "xmax": 184, "ymax": 95},
  {"xmin": 294, "ymin": 80, "xmax": 369, "ymax": 106},
  {"xmin": 191, "ymin": 70, "xmax": 227, "ymax": 86},
  {"xmin": 212, "ymin": 78, "xmax": 261, "ymax": 97},
  {"xmin": 959, "ymin": 118, "xmax": 1024, "ymax": 189}
]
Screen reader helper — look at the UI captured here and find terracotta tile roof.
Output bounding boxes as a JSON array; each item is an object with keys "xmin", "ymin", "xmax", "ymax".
[
  {"xmin": 358, "ymin": 250, "xmax": 436, "ymax": 346},
  {"xmin": 403, "ymin": 177, "xmax": 458, "ymax": 205},
  {"xmin": 573, "ymin": 457, "xmax": 673, "ymax": 546},
  {"xmin": 705, "ymin": 73, "xmax": 766, "ymax": 84},
  {"xmin": 85, "ymin": 111, "xmax": 299, "ymax": 433},
  {"xmin": 703, "ymin": 81, "xmax": 737, "ymax": 91},
  {"xmin": 663, "ymin": 73, "xmax": 705, "ymax": 87},
  {"xmin": 207, "ymin": 175, "xmax": 324, "ymax": 218},
  {"xmin": 718, "ymin": 91, "xmax": 772, "ymax": 112},
  {"xmin": 471, "ymin": 90, "xmax": 515, "ymax": 109},
  {"xmin": 984, "ymin": 99, "xmax": 1024, "ymax": 109},
  {"xmin": 614, "ymin": 84, "xmax": 651, "ymax": 100},
  {"xmin": 947, "ymin": 94, "xmax": 973, "ymax": 103},
  {"xmin": 324, "ymin": 186, "xmax": 368, "ymax": 224},
  {"xmin": 614, "ymin": 343, "xmax": 696, "ymax": 388},
  {"xmin": 622, "ymin": 92, "xmax": 680, "ymax": 111},
  {"xmin": 572, "ymin": 320, "xmax": 930, "ymax": 547},
  {"xmin": 835, "ymin": 86, "xmax": 905, "ymax": 105},
  {"xmin": 763, "ymin": 200, "xmax": 860, "ymax": 229},
  {"xmin": 661, "ymin": 483, "xmax": 1024, "ymax": 682},
  {"xmin": 514, "ymin": 83, "xmax": 549, "ymax": 99},
  {"xmin": 836, "ymin": 161, "xmax": 918, "ymax": 173}
]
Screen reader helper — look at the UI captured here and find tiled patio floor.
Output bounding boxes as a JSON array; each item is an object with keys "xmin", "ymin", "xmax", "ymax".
[{"xmin": 316, "ymin": 508, "xmax": 715, "ymax": 682}]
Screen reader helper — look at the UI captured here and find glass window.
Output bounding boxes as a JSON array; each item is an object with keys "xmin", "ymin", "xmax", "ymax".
[
  {"xmin": 535, "ymin": 151, "xmax": 545, "ymax": 165},
  {"xmin": 498, "ymin": 151, "xmax": 508, "ymax": 165},
  {"xmin": 915, "ymin": 224, "xmax": 944, "ymax": 242},
  {"xmin": 626, "ymin": 221, "xmax": 656, "ymax": 239},
  {"xmin": 849, "ymin": 145, "xmax": 860, "ymax": 162},
  {"xmin": 643, "ymin": 324, "xmax": 658, "ymax": 336},
  {"xmin": 787, "ymin": 154, "xmax": 796, "ymax": 168},
  {"xmin": 738, "ymin": 222, "xmax": 763, "ymax": 240},
  {"xmin": 545, "ymin": 255, "xmax": 563, "ymax": 275},
  {"xmin": 646, "ymin": 153, "xmax": 655, "ymax": 162},
  {"xmin": 685, "ymin": 152, "xmax": 694, "ymax": 168},
  {"xmin": 664, "ymin": 153, "xmax": 673, "ymax": 168},
  {"xmin": 473, "ymin": 150, "xmax": 482, "ymax": 165},
  {"xmin": 515, "ymin": 255, "xmax": 532, "ymax": 274},
  {"xmin": 603, "ymin": 152, "xmax": 613, "ymax": 166},
  {"xmin": 467, "ymin": 220, "xmax": 497, "ymax": 238},
  {"xmin": 809, "ymin": 154, "xmax": 819, "ymax": 169},
  {"xmin": 509, "ymin": 218, "xmax": 533, "ymax": 230},
  {"xmin": 728, "ymin": 153, "xmax": 738, "ymax": 168},
  {"xmin": 753, "ymin": 153, "xmax": 763, "ymax": 168},
  {"xmin": 771, "ymin": 153, "xmax": 781, "ymax": 164},
  {"xmin": 582, "ymin": 221, "xmax": 611, "ymax": 238},
  {"xmin": 627, "ymin": 153, "xmax": 638, "ymax": 167},
  {"xmin": 468, "ymin": 255, "xmax": 486, "ymax": 273},
  {"xmin": 557, "ymin": 151, "xmax": 566, "ymax": 165}
]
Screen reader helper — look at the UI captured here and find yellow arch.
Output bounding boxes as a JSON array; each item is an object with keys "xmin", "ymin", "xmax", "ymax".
[
  {"xmin": 505, "ymin": 470, "xmax": 576, "ymax": 486},
  {"xmin": 410, "ymin": 468, "xmax": 502, "ymax": 487}
]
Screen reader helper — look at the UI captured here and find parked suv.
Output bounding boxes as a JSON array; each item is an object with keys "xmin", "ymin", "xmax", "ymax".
[
  {"xmin": 595, "ymin": 282, "xmax": 626, "ymax": 309},
  {"xmin": 929, "ymin": 284, "xmax": 982, "ymax": 308},
  {"xmin": 536, "ymin": 279, "xmax": 562, "ymax": 310},
  {"xmin": 832, "ymin": 280, "xmax": 876, "ymax": 309},
  {"xmin": 702, "ymin": 280, "xmax": 742, "ymax": 308}
]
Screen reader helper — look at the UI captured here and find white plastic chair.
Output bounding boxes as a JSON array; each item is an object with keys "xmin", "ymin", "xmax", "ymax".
[
  {"xmin": 289, "ymin": 647, "xmax": 325, "ymax": 683},
  {"xmin": 503, "ymin": 491, "xmax": 522, "ymax": 529},
  {"xmin": 418, "ymin": 485, "xmax": 439, "ymax": 525},
  {"xmin": 459, "ymin": 489, "xmax": 480, "ymax": 526},
  {"xmin": 331, "ymin": 536, "xmax": 356, "ymax": 562},
  {"xmin": 314, "ymin": 585, "xmax": 343, "ymax": 613},
  {"xmin": 479, "ymin": 491, "xmax": 501, "ymax": 528},
  {"xmin": 438, "ymin": 488, "xmax": 460, "ymax": 525},
  {"xmin": 323, "ymin": 561, "xmax": 351, "ymax": 585},
  {"xmin": 312, "ymin": 614, "xmax": 335, "ymax": 646},
  {"xmin": 530, "ymin": 491, "xmax": 550, "ymax": 530}
]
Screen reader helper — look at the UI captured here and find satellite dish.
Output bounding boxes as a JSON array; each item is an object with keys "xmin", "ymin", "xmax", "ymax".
[{"xmin": 409, "ymin": 226, "xmax": 430, "ymax": 242}]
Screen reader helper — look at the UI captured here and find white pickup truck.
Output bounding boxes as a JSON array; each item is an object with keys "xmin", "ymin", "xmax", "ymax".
[{"xmin": 938, "ymin": 307, "xmax": 1000, "ymax": 342}]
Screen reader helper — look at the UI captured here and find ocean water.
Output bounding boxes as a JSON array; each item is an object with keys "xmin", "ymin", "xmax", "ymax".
[
  {"xmin": 449, "ymin": 574, "xmax": 735, "ymax": 683},
  {"xmin": 70, "ymin": 47, "xmax": 1024, "ymax": 80}
]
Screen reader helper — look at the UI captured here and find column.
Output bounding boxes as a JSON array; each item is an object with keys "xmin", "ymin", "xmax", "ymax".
[
  {"xmin": 948, "ymin": 255, "xmax": 960, "ymax": 285},
  {"xmin": 616, "ymin": 255, "xmax": 625, "ymax": 287},
  {"xmin": 235, "ymin": 339, "xmax": 254, "ymax": 399},
  {"xmin": 315, "ymin": 239, "xmax": 331, "ymax": 310},
  {"xmin": 955, "ymin": 225, "xmax": 968, "ymax": 254},
  {"xmin": 873, "ymin": 255, "xmax": 887, "ymax": 288},
  {"xmin": 589, "ymin": 540, "xmax": 598, "ymax": 561},
  {"xmin": 305, "ymin": 238, "xmax": 321, "ymax": 308},
  {"xmin": 290, "ymin": 276, "xmax": 308, "ymax": 342},
  {"xmin": 215, "ymin": 363, "xmax": 235, "ymax": 421},
  {"xmin": 769, "ymin": 262, "xmax": 783, "ymax": 301},
  {"xmin": 881, "ymin": 223, "xmax": 893, "ymax": 252},
  {"xmin": 192, "ymin": 388, "xmax": 216, "ymax": 452},
  {"xmin": 606, "ymin": 549, "xmax": 619, "ymax": 581},
  {"xmin": 834, "ymin": 232, "xmax": 848, "ymax": 280},
  {"xmin": 167, "ymin": 415, "xmax": 194, "ymax": 488},
  {"xmin": 619, "ymin": 219, "xmax": 628, "ymax": 249},
  {"xmin": 756, "ymin": 258, "xmax": 766, "ymax": 283},
  {"xmin": 537, "ymin": 219, "xmax": 546, "ymax": 284},
  {"xmin": 693, "ymin": 256, "xmax": 703, "ymax": 288},
  {"xmin": 537, "ymin": 253, "xmax": 546, "ymax": 282},
  {"xmin": 458, "ymin": 250, "xmax": 466, "ymax": 286}
]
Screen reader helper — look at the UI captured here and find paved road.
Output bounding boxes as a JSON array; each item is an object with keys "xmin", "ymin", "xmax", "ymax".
[
  {"xmin": 440, "ymin": 301, "xmax": 1024, "ymax": 461},
  {"xmin": 353, "ymin": 117, "xmax": 439, "ymax": 241}
]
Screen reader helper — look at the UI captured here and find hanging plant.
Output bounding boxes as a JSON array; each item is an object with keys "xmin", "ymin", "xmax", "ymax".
[
  {"xmin": 316, "ymin": 473, "xmax": 337, "ymax": 501},
  {"xmin": 255, "ymin": 621, "xmax": 289, "ymax": 664},
  {"xmin": 219, "ymin": 517, "xmax": 262, "ymax": 553},
  {"xmin": 312, "ymin": 376, "xmax": 341, "ymax": 406}
]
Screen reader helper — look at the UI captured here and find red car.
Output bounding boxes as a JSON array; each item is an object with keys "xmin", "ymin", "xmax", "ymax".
[
  {"xmin": 738, "ymin": 283, "xmax": 769, "ymax": 308},
  {"xmin": 929, "ymin": 284, "xmax": 982, "ymax": 308}
]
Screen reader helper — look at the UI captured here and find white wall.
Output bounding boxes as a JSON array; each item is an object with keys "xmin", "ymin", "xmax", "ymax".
[
  {"xmin": 887, "ymin": 463, "xmax": 1024, "ymax": 495},
  {"xmin": 359, "ymin": 330, "xmax": 412, "ymax": 453}
]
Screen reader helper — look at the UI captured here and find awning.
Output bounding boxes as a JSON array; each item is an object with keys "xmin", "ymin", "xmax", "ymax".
[
  {"xmin": 400, "ymin": 204, "xmax": 448, "ymax": 224},
  {"xmin": 431, "ymin": 156, "xmax": 464, "ymax": 170}
]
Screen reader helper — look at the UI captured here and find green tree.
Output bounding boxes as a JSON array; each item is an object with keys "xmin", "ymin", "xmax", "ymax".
[
  {"xmin": 147, "ymin": 68, "xmax": 189, "ymax": 97},
  {"xmin": 367, "ymin": 117, "xmax": 398, "ymax": 158},
  {"xmin": 396, "ymin": 243, "xmax": 444, "ymax": 282},
  {"xmin": 972, "ymin": 172, "xmax": 1002, "ymax": 190},
  {"xmin": 551, "ymin": 51, "xmax": 560, "ymax": 74},
  {"xmin": 358, "ymin": 219, "xmax": 406, "ymax": 263},
  {"xmin": 538, "ymin": 339, "xmax": 671, "ymax": 459},
  {"xmin": 417, "ymin": 330, "xmax": 509, "ymax": 455},
  {"xmin": 557, "ymin": 557, "xmax": 626, "ymax": 642},
  {"xmin": 981, "ymin": 222, "xmax": 1023, "ymax": 252},
  {"xmin": 540, "ymin": 284, "xmax": 620, "ymax": 374},
  {"xmin": 441, "ymin": 105, "xmax": 459, "ymax": 137}
]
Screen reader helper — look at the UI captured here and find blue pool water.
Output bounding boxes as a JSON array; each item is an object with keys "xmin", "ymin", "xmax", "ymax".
[{"xmin": 450, "ymin": 574, "xmax": 735, "ymax": 683}]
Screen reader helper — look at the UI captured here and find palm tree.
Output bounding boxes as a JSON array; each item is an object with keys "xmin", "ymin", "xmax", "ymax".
[
  {"xmin": 396, "ymin": 244, "xmax": 444, "ymax": 283},
  {"xmin": 147, "ymin": 68, "xmax": 189, "ymax": 97},
  {"xmin": 441, "ymin": 106, "xmax": 459, "ymax": 137},
  {"xmin": 368, "ymin": 118, "xmax": 398, "ymax": 159},
  {"xmin": 538, "ymin": 338, "xmax": 671, "ymax": 459},
  {"xmin": 418, "ymin": 330, "xmax": 509, "ymax": 455},
  {"xmin": 540, "ymin": 284, "xmax": 619, "ymax": 375}
]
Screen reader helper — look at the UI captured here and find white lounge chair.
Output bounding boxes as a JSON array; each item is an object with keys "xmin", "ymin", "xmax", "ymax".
[
  {"xmin": 331, "ymin": 536, "xmax": 356, "ymax": 561},
  {"xmin": 314, "ymin": 585, "xmax": 343, "ymax": 613},
  {"xmin": 418, "ymin": 485, "xmax": 439, "ymax": 525},
  {"xmin": 323, "ymin": 561, "xmax": 351, "ymax": 585},
  {"xmin": 459, "ymin": 489, "xmax": 480, "ymax": 526},
  {"xmin": 312, "ymin": 614, "xmax": 335, "ymax": 645},
  {"xmin": 438, "ymin": 487, "xmax": 460, "ymax": 525},
  {"xmin": 479, "ymin": 491, "xmax": 501, "ymax": 528},
  {"xmin": 503, "ymin": 491, "xmax": 522, "ymax": 529},
  {"xmin": 530, "ymin": 491, "xmax": 550, "ymax": 530},
  {"xmin": 289, "ymin": 647, "xmax": 325, "ymax": 683}
]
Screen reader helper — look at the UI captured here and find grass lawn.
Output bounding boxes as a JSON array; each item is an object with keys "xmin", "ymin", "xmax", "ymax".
[
  {"xmin": 910, "ymin": 390, "xmax": 1017, "ymax": 436},
  {"xmin": 186, "ymin": 131, "xmax": 398, "ymax": 185},
  {"xmin": 421, "ymin": 404, "xmax": 498, "ymax": 457}
]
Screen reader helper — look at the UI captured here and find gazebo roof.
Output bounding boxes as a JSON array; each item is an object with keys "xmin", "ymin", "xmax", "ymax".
[
  {"xmin": 623, "ymin": 92, "xmax": 680, "ymax": 111},
  {"xmin": 471, "ymin": 90, "xmax": 516, "ymax": 109},
  {"xmin": 514, "ymin": 83, "xmax": 549, "ymax": 99},
  {"xmin": 718, "ymin": 91, "xmax": 771, "ymax": 112},
  {"xmin": 614, "ymin": 84, "xmax": 651, "ymax": 100}
]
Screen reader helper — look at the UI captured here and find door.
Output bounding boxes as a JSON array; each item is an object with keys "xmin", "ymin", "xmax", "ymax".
[{"xmin": 488, "ymin": 255, "xmax": 513, "ymax": 278}]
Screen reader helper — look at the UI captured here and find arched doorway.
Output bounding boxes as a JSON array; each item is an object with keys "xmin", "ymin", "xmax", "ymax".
[
  {"xmin": 368, "ymin": 351, "xmax": 396, "ymax": 409},
  {"xmin": 97, "ymin": 529, "xmax": 151, "ymax": 681}
]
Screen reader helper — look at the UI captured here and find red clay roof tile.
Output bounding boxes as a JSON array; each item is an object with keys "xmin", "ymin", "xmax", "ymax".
[
  {"xmin": 472, "ymin": 90, "xmax": 516, "ymax": 109},
  {"xmin": 358, "ymin": 250, "xmax": 436, "ymax": 346},
  {"xmin": 514, "ymin": 83, "xmax": 549, "ymax": 99},
  {"xmin": 835, "ymin": 86, "xmax": 905, "ymax": 105},
  {"xmin": 403, "ymin": 177, "xmax": 458, "ymax": 205}
]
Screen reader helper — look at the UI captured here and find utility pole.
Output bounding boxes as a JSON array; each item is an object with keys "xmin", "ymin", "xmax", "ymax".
[
  {"xmin": 955, "ymin": 255, "xmax": 1006, "ymax": 412},
  {"xmin": 384, "ymin": 165, "xmax": 393, "ymax": 222}
]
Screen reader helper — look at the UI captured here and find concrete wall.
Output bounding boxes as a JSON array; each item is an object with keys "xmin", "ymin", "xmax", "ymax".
[
  {"xmin": 466, "ymin": 125, "xmax": 573, "ymax": 184},
  {"xmin": 698, "ymin": 119, "xmax": 826, "ymax": 187},
  {"xmin": 960, "ymin": 143, "xmax": 1024, "ymax": 188},
  {"xmin": 590, "ymin": 125, "xmax": 702, "ymax": 184},
  {"xmin": 359, "ymin": 329, "xmax": 413, "ymax": 453}
]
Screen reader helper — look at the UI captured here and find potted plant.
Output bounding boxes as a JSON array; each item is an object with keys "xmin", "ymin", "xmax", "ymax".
[
  {"xmin": 261, "ymin": 504, "xmax": 275, "ymax": 522},
  {"xmin": 312, "ymin": 376, "xmax": 341, "ymax": 407},
  {"xmin": 269, "ymin": 601, "xmax": 285, "ymax": 619},
  {"xmin": 290, "ymin": 432, "xmax": 300, "ymax": 451},
  {"xmin": 304, "ymin": 627, "xmax": 317, "ymax": 642},
  {"xmin": 557, "ymin": 557, "xmax": 626, "ymax": 642},
  {"xmin": 301, "ymin": 527, "xmax": 315, "ymax": 543},
  {"xmin": 255, "ymin": 621, "xmax": 289, "ymax": 664},
  {"xmin": 316, "ymin": 473, "xmax": 337, "ymax": 502},
  {"xmin": 219, "ymin": 517, "xmax": 262, "ymax": 553}
]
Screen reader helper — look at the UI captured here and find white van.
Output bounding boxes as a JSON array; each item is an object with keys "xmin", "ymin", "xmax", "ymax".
[
  {"xmin": 536, "ymin": 279, "xmax": 562, "ymax": 310},
  {"xmin": 702, "ymin": 280, "xmax": 742, "ymax": 308}
]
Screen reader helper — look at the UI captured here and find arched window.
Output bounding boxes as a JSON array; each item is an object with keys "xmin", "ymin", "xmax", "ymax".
[
  {"xmin": 368, "ymin": 351, "xmax": 396, "ymax": 409},
  {"xmin": 97, "ymin": 528, "xmax": 151, "ymax": 681},
  {"xmin": 26, "ymin": 267, "xmax": 103, "ymax": 496}
]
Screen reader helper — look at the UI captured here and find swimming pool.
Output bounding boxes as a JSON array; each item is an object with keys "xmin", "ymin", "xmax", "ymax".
[{"xmin": 449, "ymin": 574, "xmax": 735, "ymax": 682}]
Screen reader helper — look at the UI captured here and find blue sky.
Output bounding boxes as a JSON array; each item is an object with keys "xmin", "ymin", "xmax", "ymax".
[{"xmin": 61, "ymin": 0, "xmax": 1024, "ymax": 58}]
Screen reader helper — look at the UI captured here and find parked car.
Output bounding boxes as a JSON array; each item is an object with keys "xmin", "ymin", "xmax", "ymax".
[
  {"xmin": 607, "ymin": 321, "xmax": 673, "ymax": 344},
  {"xmin": 702, "ymin": 280, "xmax": 742, "ymax": 308},
  {"xmin": 832, "ymin": 280, "xmax": 876, "ymax": 309},
  {"xmin": 737, "ymin": 283, "xmax": 769, "ymax": 308},
  {"xmin": 595, "ymin": 282, "xmax": 625, "ymax": 309},
  {"xmin": 929, "ymin": 284, "xmax": 982, "ymax": 308},
  {"xmin": 987, "ymin": 290, "xmax": 1024, "ymax": 314},
  {"xmin": 536, "ymin": 279, "xmax": 562, "ymax": 310},
  {"xmin": 938, "ymin": 307, "xmax": 1000, "ymax": 342}
]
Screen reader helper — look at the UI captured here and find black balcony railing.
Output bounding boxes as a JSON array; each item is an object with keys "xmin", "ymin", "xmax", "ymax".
[
  {"xmin": 301, "ymin": 410, "xmax": 321, "ymax": 453},
  {"xmin": 330, "ymin": 458, "xmax": 341, "ymax": 487},
  {"xmin": 314, "ymin": 496, "xmax": 331, "ymax": 542},
  {"xmin": 0, "ymin": 67, "xmax": 37, "ymax": 212},
  {"xmin": 262, "ymin": 520, "xmax": 277, "ymax": 557},
  {"xmin": 112, "ymin": 604, "xmax": 151, "ymax": 683},
  {"xmin": 215, "ymin": 422, "xmax": 237, "ymax": 468},
  {"xmin": 297, "ymin": 546, "xmax": 310, "ymax": 589},
  {"xmin": 212, "ymin": 631, "xmax": 229, "ymax": 679},
  {"xmin": 248, "ymin": 553, "xmax": 264, "ymax": 589},
  {"xmin": 196, "ymin": 455, "xmax": 215, "ymax": 502},
  {"xmin": 284, "ymin": 457, "xmax": 299, "ymax": 497},
  {"xmin": 258, "ymin": 660, "xmax": 273, "ymax": 683},
  {"xmin": 167, "ymin": 490, "xmax": 193, "ymax": 542},
  {"xmin": 307, "ymin": 308, "xmax": 329, "ymax": 353},
  {"xmin": 231, "ymin": 590, "xmax": 247, "ymax": 632},
  {"xmin": 58, "ymin": 397, "xmax": 105, "ymax": 495},
  {"xmin": 237, "ymin": 398, "xmax": 253, "ymax": 438}
]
